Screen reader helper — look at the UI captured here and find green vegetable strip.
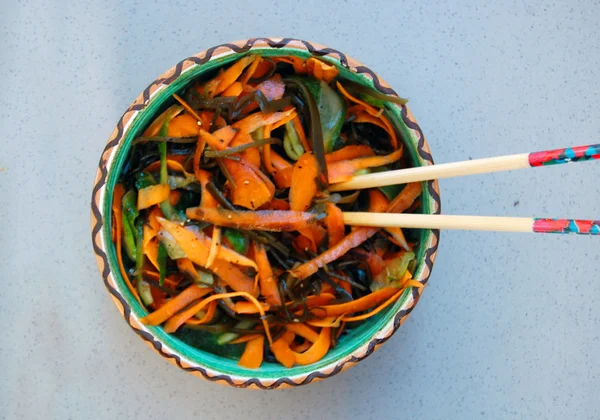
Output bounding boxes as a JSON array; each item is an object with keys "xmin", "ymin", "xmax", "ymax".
[
  {"xmin": 121, "ymin": 211, "xmax": 137, "ymax": 262},
  {"xmin": 283, "ymin": 121, "xmax": 304, "ymax": 161},
  {"xmin": 223, "ymin": 228, "xmax": 249, "ymax": 254},
  {"xmin": 135, "ymin": 171, "xmax": 156, "ymax": 190},
  {"xmin": 134, "ymin": 217, "xmax": 152, "ymax": 305},
  {"xmin": 121, "ymin": 190, "xmax": 138, "ymax": 261},
  {"xmin": 157, "ymin": 113, "xmax": 177, "ymax": 220},
  {"xmin": 157, "ymin": 242, "xmax": 168, "ymax": 286}
]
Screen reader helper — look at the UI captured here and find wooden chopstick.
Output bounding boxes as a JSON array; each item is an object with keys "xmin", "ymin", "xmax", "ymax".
[
  {"xmin": 330, "ymin": 143, "xmax": 599, "ymax": 192},
  {"xmin": 342, "ymin": 212, "xmax": 600, "ymax": 235}
]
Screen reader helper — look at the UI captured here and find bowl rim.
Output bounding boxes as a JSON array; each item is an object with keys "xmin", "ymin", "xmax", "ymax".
[{"xmin": 91, "ymin": 37, "xmax": 441, "ymax": 389}]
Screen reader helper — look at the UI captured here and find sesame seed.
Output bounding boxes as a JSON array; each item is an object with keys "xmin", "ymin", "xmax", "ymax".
[
  {"xmin": 228, "ymin": 215, "xmax": 232, "ymax": 219},
  {"xmin": 244, "ymin": 180, "xmax": 250, "ymax": 185}
]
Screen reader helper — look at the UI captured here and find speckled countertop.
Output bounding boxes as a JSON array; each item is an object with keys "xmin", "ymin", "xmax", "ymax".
[{"xmin": 1, "ymin": 1, "xmax": 599, "ymax": 419}]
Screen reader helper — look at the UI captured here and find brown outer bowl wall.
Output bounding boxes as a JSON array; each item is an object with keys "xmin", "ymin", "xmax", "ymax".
[{"xmin": 91, "ymin": 38, "xmax": 441, "ymax": 389}]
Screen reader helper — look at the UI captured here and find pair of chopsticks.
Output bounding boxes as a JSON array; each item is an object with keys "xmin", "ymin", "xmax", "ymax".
[{"xmin": 335, "ymin": 144, "xmax": 599, "ymax": 235}]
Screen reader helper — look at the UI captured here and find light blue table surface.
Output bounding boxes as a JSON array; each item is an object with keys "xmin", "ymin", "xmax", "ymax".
[{"xmin": 1, "ymin": 1, "xmax": 599, "ymax": 419}]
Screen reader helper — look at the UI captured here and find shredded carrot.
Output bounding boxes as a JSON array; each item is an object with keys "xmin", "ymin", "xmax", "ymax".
[
  {"xmin": 272, "ymin": 56, "xmax": 306, "ymax": 74},
  {"xmin": 144, "ymin": 238, "xmax": 159, "ymax": 270},
  {"xmin": 307, "ymin": 57, "xmax": 339, "ymax": 82},
  {"xmin": 143, "ymin": 105, "xmax": 183, "ymax": 136},
  {"xmin": 296, "ymin": 224, "xmax": 327, "ymax": 253},
  {"xmin": 238, "ymin": 336, "xmax": 265, "ymax": 369},
  {"xmin": 172, "ymin": 93, "xmax": 204, "ymax": 124},
  {"xmin": 137, "ymin": 184, "xmax": 170, "ymax": 210},
  {"xmin": 211, "ymin": 125, "xmax": 238, "ymax": 149},
  {"xmin": 324, "ymin": 203, "xmax": 345, "ymax": 247},
  {"xmin": 270, "ymin": 331, "xmax": 296, "ymax": 368},
  {"xmin": 253, "ymin": 241, "xmax": 282, "ymax": 306},
  {"xmin": 205, "ymin": 226, "xmax": 221, "ymax": 269},
  {"xmin": 232, "ymin": 109, "xmax": 296, "ymax": 136},
  {"xmin": 259, "ymin": 198, "xmax": 290, "ymax": 211},
  {"xmin": 140, "ymin": 284, "xmax": 212, "ymax": 326},
  {"xmin": 198, "ymin": 129, "xmax": 227, "ymax": 151},
  {"xmin": 270, "ymin": 150, "xmax": 293, "ymax": 188},
  {"xmin": 230, "ymin": 334, "xmax": 263, "ymax": 345},
  {"xmin": 290, "ymin": 152, "xmax": 319, "ymax": 211},
  {"xmin": 167, "ymin": 114, "xmax": 201, "ymax": 137},
  {"xmin": 368, "ymin": 189, "xmax": 389, "ymax": 212},
  {"xmin": 336, "ymin": 81, "xmax": 380, "ymax": 116},
  {"xmin": 301, "ymin": 293, "xmax": 336, "ymax": 308},
  {"xmin": 293, "ymin": 327, "xmax": 331, "ymax": 365},
  {"xmin": 175, "ymin": 258, "xmax": 198, "ymax": 281},
  {"xmin": 285, "ymin": 323, "xmax": 320, "ymax": 343},
  {"xmin": 171, "ymin": 291, "xmax": 273, "ymax": 342},
  {"xmin": 386, "ymin": 182, "xmax": 422, "ymax": 213},
  {"xmin": 230, "ymin": 132, "xmax": 261, "ymax": 167},
  {"xmin": 341, "ymin": 289, "xmax": 405, "ymax": 322},
  {"xmin": 221, "ymin": 81, "xmax": 244, "ymax": 97},
  {"xmin": 325, "ymin": 145, "xmax": 374, "ymax": 163},
  {"xmin": 163, "ymin": 296, "xmax": 216, "ymax": 333},
  {"xmin": 270, "ymin": 106, "xmax": 297, "ymax": 131},
  {"xmin": 290, "ymin": 183, "xmax": 422, "ymax": 280},
  {"xmin": 112, "ymin": 184, "xmax": 142, "ymax": 305},
  {"xmin": 194, "ymin": 169, "xmax": 218, "ymax": 209},
  {"xmin": 291, "ymin": 341, "xmax": 312, "ymax": 353},
  {"xmin": 144, "ymin": 159, "xmax": 193, "ymax": 177},
  {"xmin": 385, "ymin": 226, "xmax": 411, "ymax": 252},
  {"xmin": 307, "ymin": 316, "xmax": 343, "ymax": 328},
  {"xmin": 169, "ymin": 190, "xmax": 181, "ymax": 206},
  {"xmin": 327, "ymin": 147, "xmax": 403, "ymax": 184},
  {"xmin": 183, "ymin": 299, "xmax": 217, "ymax": 325},
  {"xmin": 234, "ymin": 301, "xmax": 271, "ymax": 314},
  {"xmin": 239, "ymin": 55, "xmax": 262, "ymax": 85},
  {"xmin": 247, "ymin": 57, "xmax": 272, "ymax": 80},
  {"xmin": 290, "ymin": 227, "xmax": 377, "ymax": 280},
  {"xmin": 403, "ymin": 279, "xmax": 424, "ymax": 289},
  {"xmin": 223, "ymin": 158, "xmax": 275, "ymax": 210},
  {"xmin": 157, "ymin": 218, "xmax": 256, "ymax": 294},
  {"xmin": 323, "ymin": 287, "xmax": 399, "ymax": 317},
  {"xmin": 186, "ymin": 207, "xmax": 320, "ymax": 232},
  {"xmin": 207, "ymin": 55, "xmax": 256, "ymax": 97}
]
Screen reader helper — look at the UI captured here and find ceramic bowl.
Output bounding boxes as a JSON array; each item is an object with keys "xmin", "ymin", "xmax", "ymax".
[{"xmin": 91, "ymin": 38, "xmax": 441, "ymax": 389}]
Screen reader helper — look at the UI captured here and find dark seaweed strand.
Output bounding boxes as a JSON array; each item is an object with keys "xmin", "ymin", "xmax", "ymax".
[{"xmin": 283, "ymin": 78, "xmax": 328, "ymax": 186}]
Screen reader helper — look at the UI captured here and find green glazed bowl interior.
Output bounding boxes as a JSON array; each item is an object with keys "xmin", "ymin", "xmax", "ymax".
[{"xmin": 92, "ymin": 38, "xmax": 440, "ymax": 388}]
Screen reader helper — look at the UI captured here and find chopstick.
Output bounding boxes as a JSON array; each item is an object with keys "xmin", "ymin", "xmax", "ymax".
[
  {"xmin": 342, "ymin": 213, "xmax": 600, "ymax": 235},
  {"xmin": 330, "ymin": 143, "xmax": 599, "ymax": 192}
]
